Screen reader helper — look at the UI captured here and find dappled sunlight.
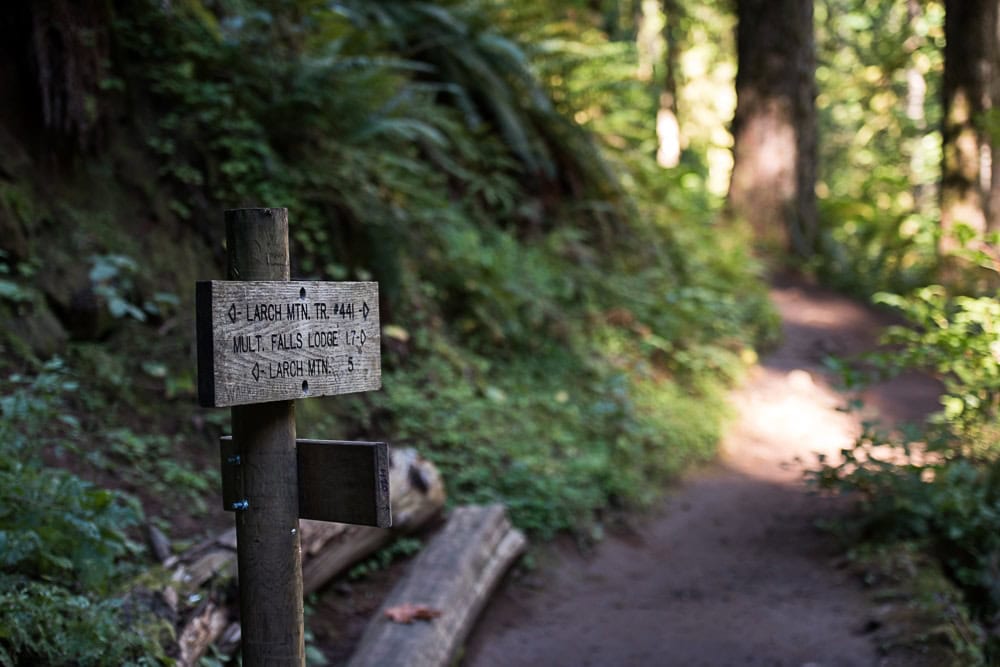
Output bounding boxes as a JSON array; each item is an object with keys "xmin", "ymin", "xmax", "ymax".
[
  {"xmin": 722, "ymin": 281, "xmax": 941, "ymax": 488},
  {"xmin": 774, "ymin": 292, "xmax": 871, "ymax": 330},
  {"xmin": 467, "ymin": 277, "xmax": 947, "ymax": 667},
  {"xmin": 466, "ymin": 455, "xmax": 880, "ymax": 667},
  {"xmin": 722, "ymin": 364, "xmax": 858, "ymax": 483},
  {"xmin": 655, "ymin": 106, "xmax": 681, "ymax": 168}
]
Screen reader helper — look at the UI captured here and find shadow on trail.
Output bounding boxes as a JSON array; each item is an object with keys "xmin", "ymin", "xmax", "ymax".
[
  {"xmin": 462, "ymin": 280, "xmax": 942, "ymax": 667},
  {"xmin": 463, "ymin": 461, "xmax": 874, "ymax": 667}
]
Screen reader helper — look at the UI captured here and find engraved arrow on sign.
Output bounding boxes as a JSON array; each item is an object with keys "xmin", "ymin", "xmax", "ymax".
[{"xmin": 195, "ymin": 280, "xmax": 382, "ymax": 407}]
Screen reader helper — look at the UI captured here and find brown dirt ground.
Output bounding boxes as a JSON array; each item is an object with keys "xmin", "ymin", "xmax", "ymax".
[{"xmin": 458, "ymin": 278, "xmax": 943, "ymax": 667}]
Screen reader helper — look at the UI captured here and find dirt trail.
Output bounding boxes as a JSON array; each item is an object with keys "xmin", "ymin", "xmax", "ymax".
[{"xmin": 461, "ymin": 279, "xmax": 941, "ymax": 667}]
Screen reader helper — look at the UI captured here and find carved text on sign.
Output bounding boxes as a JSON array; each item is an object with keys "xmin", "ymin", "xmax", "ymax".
[{"xmin": 196, "ymin": 281, "xmax": 381, "ymax": 407}]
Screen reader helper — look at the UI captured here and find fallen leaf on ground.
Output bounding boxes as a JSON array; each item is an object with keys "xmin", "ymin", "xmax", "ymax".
[{"xmin": 384, "ymin": 603, "xmax": 443, "ymax": 624}]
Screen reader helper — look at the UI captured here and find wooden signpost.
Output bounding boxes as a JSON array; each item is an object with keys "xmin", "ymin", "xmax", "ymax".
[
  {"xmin": 195, "ymin": 208, "xmax": 390, "ymax": 667},
  {"xmin": 196, "ymin": 280, "xmax": 381, "ymax": 407},
  {"xmin": 220, "ymin": 436, "xmax": 391, "ymax": 526}
]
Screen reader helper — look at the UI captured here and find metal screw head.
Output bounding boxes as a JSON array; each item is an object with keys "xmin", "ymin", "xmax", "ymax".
[{"xmin": 231, "ymin": 499, "xmax": 249, "ymax": 511}]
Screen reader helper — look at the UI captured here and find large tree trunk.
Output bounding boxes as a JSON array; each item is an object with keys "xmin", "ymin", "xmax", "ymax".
[
  {"xmin": 727, "ymin": 0, "xmax": 817, "ymax": 259},
  {"xmin": 941, "ymin": 0, "xmax": 998, "ymax": 249},
  {"xmin": 0, "ymin": 0, "xmax": 110, "ymax": 151},
  {"xmin": 989, "ymin": 3, "xmax": 1000, "ymax": 232},
  {"xmin": 656, "ymin": 0, "xmax": 683, "ymax": 168}
]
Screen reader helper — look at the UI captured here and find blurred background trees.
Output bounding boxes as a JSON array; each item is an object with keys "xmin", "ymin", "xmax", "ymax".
[
  {"xmin": 941, "ymin": 0, "xmax": 999, "ymax": 249},
  {"xmin": 728, "ymin": 0, "xmax": 817, "ymax": 259},
  {"xmin": 3, "ymin": 0, "xmax": 1000, "ymax": 662}
]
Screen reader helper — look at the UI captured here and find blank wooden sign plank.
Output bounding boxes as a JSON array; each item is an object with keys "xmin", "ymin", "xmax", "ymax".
[
  {"xmin": 197, "ymin": 280, "xmax": 381, "ymax": 407},
  {"xmin": 297, "ymin": 439, "xmax": 391, "ymax": 527},
  {"xmin": 220, "ymin": 437, "xmax": 391, "ymax": 528}
]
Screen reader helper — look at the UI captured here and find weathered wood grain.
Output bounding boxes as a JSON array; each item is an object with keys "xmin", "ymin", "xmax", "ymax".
[
  {"xmin": 226, "ymin": 207, "xmax": 304, "ymax": 667},
  {"xmin": 177, "ymin": 602, "xmax": 228, "ymax": 666},
  {"xmin": 301, "ymin": 447, "xmax": 445, "ymax": 594},
  {"xmin": 220, "ymin": 437, "xmax": 391, "ymax": 527},
  {"xmin": 196, "ymin": 280, "xmax": 381, "ymax": 407},
  {"xmin": 347, "ymin": 504, "xmax": 527, "ymax": 667},
  {"xmin": 164, "ymin": 448, "xmax": 445, "ymax": 665},
  {"xmin": 297, "ymin": 439, "xmax": 391, "ymax": 526}
]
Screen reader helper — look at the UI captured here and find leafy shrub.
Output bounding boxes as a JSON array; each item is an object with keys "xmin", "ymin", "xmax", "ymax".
[
  {"xmin": 0, "ymin": 464, "xmax": 142, "ymax": 592},
  {"xmin": 812, "ymin": 0, "xmax": 944, "ymax": 294},
  {"xmin": 355, "ymin": 338, "xmax": 730, "ymax": 538},
  {"xmin": 0, "ymin": 361, "xmax": 164, "ymax": 664},
  {"xmin": 874, "ymin": 288, "xmax": 1000, "ymax": 445},
  {"xmin": 348, "ymin": 537, "xmax": 423, "ymax": 580},
  {"xmin": 813, "ymin": 285, "xmax": 1000, "ymax": 660},
  {"xmin": 814, "ymin": 434, "xmax": 1000, "ymax": 622},
  {"xmin": 0, "ymin": 574, "xmax": 164, "ymax": 667}
]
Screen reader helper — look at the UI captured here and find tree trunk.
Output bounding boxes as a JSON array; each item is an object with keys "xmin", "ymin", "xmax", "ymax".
[
  {"xmin": 941, "ymin": 0, "xmax": 998, "ymax": 248},
  {"xmin": 656, "ymin": 0, "xmax": 683, "ymax": 168},
  {"xmin": 989, "ymin": 3, "xmax": 1000, "ymax": 231},
  {"xmin": 727, "ymin": 0, "xmax": 817, "ymax": 259},
  {"xmin": 906, "ymin": 0, "xmax": 929, "ymax": 211}
]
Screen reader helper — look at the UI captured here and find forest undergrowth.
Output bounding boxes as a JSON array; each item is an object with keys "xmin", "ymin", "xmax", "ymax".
[
  {"xmin": 8, "ymin": 1, "xmax": 998, "ymax": 664},
  {"xmin": 0, "ymin": 2, "xmax": 774, "ymax": 662},
  {"xmin": 813, "ymin": 282, "xmax": 1000, "ymax": 664}
]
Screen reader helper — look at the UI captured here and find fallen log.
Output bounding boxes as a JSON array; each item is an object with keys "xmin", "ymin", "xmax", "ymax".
[
  {"xmin": 176, "ymin": 601, "xmax": 228, "ymax": 666},
  {"xmin": 166, "ymin": 446, "xmax": 445, "ymax": 666},
  {"xmin": 347, "ymin": 504, "xmax": 527, "ymax": 667},
  {"xmin": 300, "ymin": 448, "xmax": 446, "ymax": 595}
]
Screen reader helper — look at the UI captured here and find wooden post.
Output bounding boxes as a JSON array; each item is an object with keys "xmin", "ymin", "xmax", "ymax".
[{"xmin": 226, "ymin": 208, "xmax": 305, "ymax": 666}]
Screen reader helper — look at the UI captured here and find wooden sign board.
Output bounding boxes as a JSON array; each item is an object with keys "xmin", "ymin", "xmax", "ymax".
[
  {"xmin": 197, "ymin": 281, "xmax": 381, "ymax": 407},
  {"xmin": 220, "ymin": 437, "xmax": 391, "ymax": 527}
]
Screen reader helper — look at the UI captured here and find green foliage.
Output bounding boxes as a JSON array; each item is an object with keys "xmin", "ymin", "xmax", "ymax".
[
  {"xmin": 0, "ymin": 463, "xmax": 141, "ymax": 592},
  {"xmin": 0, "ymin": 251, "xmax": 34, "ymax": 306},
  {"xmin": 0, "ymin": 361, "xmax": 164, "ymax": 664},
  {"xmin": 815, "ymin": 433, "xmax": 1000, "ymax": 641},
  {"xmin": 873, "ymin": 287, "xmax": 1000, "ymax": 447},
  {"xmin": 88, "ymin": 428, "xmax": 214, "ymax": 513},
  {"xmin": 1, "ymin": 1, "xmax": 779, "ymax": 659},
  {"xmin": 0, "ymin": 574, "xmax": 167, "ymax": 667},
  {"xmin": 347, "ymin": 537, "xmax": 423, "ymax": 580},
  {"xmin": 813, "ymin": 0, "xmax": 944, "ymax": 293},
  {"xmin": 814, "ymin": 285, "xmax": 1000, "ymax": 660},
  {"xmin": 89, "ymin": 254, "xmax": 179, "ymax": 323},
  {"xmin": 362, "ymin": 339, "xmax": 730, "ymax": 538}
]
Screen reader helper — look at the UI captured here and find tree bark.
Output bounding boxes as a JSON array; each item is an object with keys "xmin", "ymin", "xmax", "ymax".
[
  {"xmin": 989, "ymin": 3, "xmax": 1000, "ymax": 232},
  {"xmin": 941, "ymin": 0, "xmax": 998, "ymax": 248},
  {"xmin": 727, "ymin": 0, "xmax": 817, "ymax": 259},
  {"xmin": 656, "ymin": 0, "xmax": 683, "ymax": 168},
  {"xmin": 906, "ymin": 0, "xmax": 929, "ymax": 211}
]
